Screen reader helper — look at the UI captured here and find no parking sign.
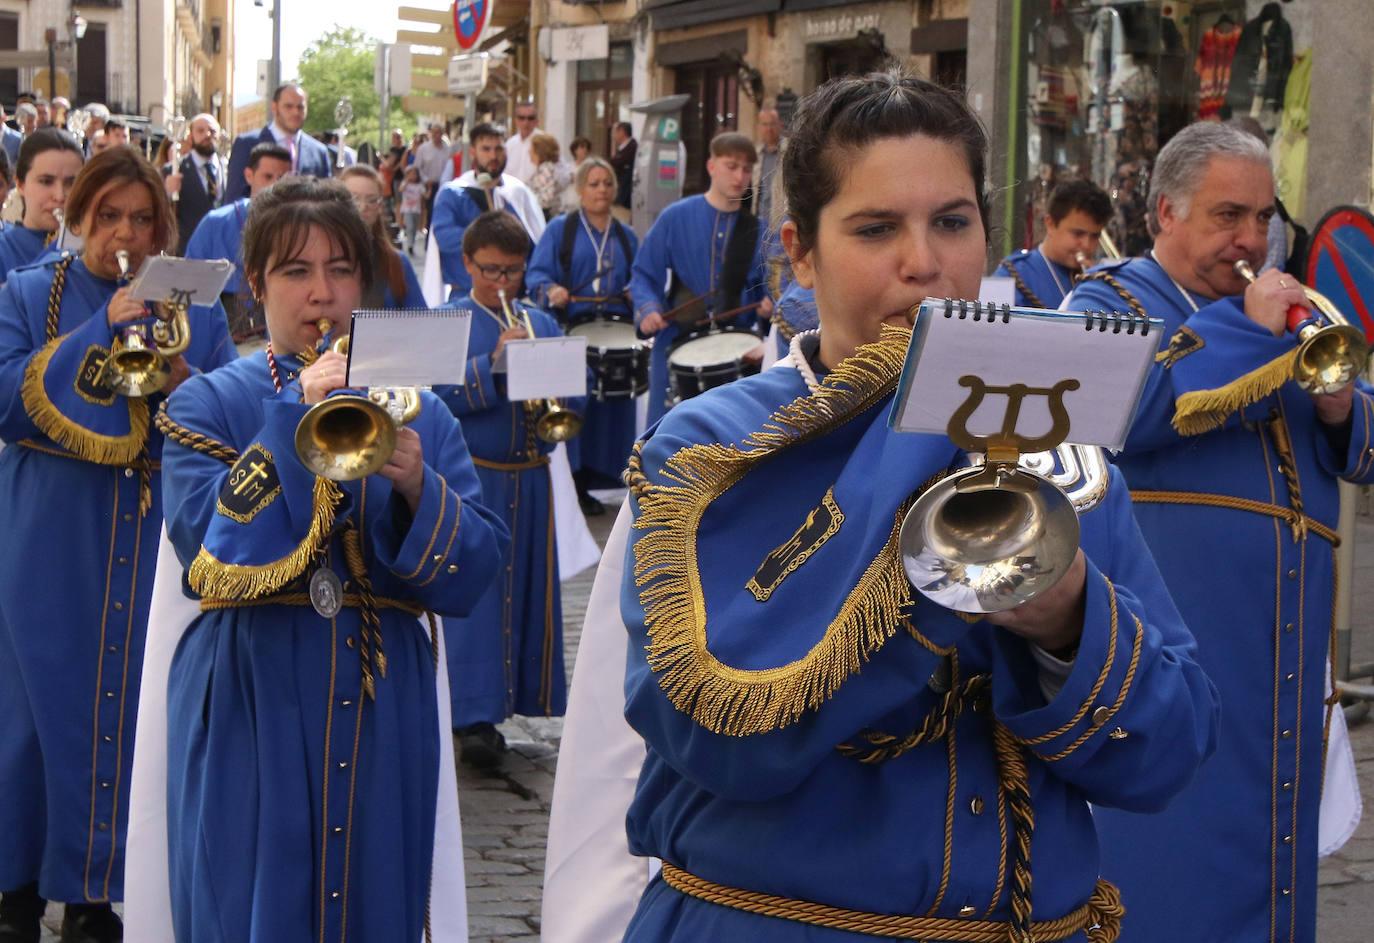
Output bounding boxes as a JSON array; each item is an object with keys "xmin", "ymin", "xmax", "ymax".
[{"xmin": 452, "ymin": 0, "xmax": 491, "ymax": 52}]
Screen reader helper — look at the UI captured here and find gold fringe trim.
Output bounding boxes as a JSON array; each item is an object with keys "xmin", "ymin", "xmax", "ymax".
[
  {"xmin": 633, "ymin": 326, "xmax": 921, "ymax": 736},
  {"xmin": 1172, "ymin": 348, "xmax": 1297, "ymax": 436},
  {"xmin": 188, "ymin": 476, "xmax": 343, "ymax": 599},
  {"xmin": 21, "ymin": 335, "xmax": 149, "ymax": 465}
]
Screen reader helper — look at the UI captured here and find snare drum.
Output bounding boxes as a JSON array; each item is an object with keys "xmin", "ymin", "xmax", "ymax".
[
  {"xmin": 567, "ymin": 316, "xmax": 649, "ymax": 400},
  {"xmin": 667, "ymin": 327, "xmax": 763, "ymax": 404}
]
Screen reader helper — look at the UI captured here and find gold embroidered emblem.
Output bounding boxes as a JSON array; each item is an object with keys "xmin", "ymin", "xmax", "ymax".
[
  {"xmin": 74, "ymin": 345, "xmax": 115, "ymax": 406},
  {"xmin": 746, "ymin": 488, "xmax": 844, "ymax": 602},
  {"xmin": 1155, "ymin": 325, "xmax": 1204, "ymax": 368},
  {"xmin": 216, "ymin": 443, "xmax": 282, "ymax": 524}
]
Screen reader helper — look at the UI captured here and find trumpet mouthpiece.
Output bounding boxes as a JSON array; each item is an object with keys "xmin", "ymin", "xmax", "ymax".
[{"xmin": 1233, "ymin": 259, "xmax": 1257, "ymax": 282}]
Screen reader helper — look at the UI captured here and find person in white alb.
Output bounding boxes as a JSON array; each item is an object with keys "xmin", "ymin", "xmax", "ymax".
[{"xmin": 502, "ymin": 99, "xmax": 543, "ymax": 185}]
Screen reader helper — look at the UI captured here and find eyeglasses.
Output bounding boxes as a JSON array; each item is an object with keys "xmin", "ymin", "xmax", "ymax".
[
  {"xmin": 352, "ymin": 196, "xmax": 385, "ymax": 207},
  {"xmin": 474, "ymin": 263, "xmax": 525, "ymax": 281}
]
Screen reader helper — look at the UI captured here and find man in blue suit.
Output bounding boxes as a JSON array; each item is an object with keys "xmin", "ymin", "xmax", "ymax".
[
  {"xmin": 223, "ymin": 82, "xmax": 331, "ymax": 202},
  {"xmin": 163, "ymin": 113, "xmax": 226, "ymax": 255}
]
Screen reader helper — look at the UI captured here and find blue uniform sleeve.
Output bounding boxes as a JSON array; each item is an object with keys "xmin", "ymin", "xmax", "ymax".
[
  {"xmin": 988, "ymin": 471, "xmax": 1219, "ymax": 813},
  {"xmin": 193, "ymin": 300, "xmax": 237, "ymax": 373},
  {"xmin": 432, "ymin": 186, "xmax": 475, "ymax": 290},
  {"xmin": 366, "ymin": 393, "xmax": 509, "ymax": 616},
  {"xmin": 1315, "ymin": 381, "xmax": 1374, "ymax": 483},
  {"xmin": 620, "ymin": 427, "xmax": 975, "ymax": 802},
  {"xmin": 0, "ymin": 275, "xmax": 45, "ymax": 441},
  {"xmin": 527, "ymin": 217, "xmax": 564, "ymax": 306},
  {"xmin": 399, "ymin": 254, "xmax": 426, "ymax": 309},
  {"xmin": 630, "ymin": 214, "xmax": 670, "ymax": 326},
  {"xmin": 183, "ymin": 214, "xmax": 217, "ymax": 262},
  {"xmin": 434, "ymin": 351, "xmax": 499, "ymax": 418}
]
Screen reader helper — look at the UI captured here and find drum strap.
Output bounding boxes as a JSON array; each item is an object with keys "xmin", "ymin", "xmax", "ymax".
[
  {"xmin": 557, "ymin": 211, "xmax": 632, "ymax": 288},
  {"xmin": 718, "ymin": 210, "xmax": 760, "ymax": 314}
]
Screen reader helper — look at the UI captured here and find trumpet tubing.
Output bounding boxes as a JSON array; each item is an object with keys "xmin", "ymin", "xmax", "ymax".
[
  {"xmin": 103, "ymin": 249, "xmax": 192, "ymax": 397},
  {"xmin": 496, "ymin": 289, "xmax": 583, "ymax": 443}
]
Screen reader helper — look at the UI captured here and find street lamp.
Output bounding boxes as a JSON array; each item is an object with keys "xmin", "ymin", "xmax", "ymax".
[
  {"xmin": 43, "ymin": 15, "xmax": 86, "ymax": 104},
  {"xmin": 70, "ymin": 14, "xmax": 87, "ymax": 105}
]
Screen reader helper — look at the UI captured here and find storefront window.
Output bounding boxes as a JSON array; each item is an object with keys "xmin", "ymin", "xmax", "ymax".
[
  {"xmin": 577, "ymin": 42, "xmax": 634, "ymax": 158},
  {"xmin": 1021, "ymin": 1, "xmax": 1313, "ymax": 254}
]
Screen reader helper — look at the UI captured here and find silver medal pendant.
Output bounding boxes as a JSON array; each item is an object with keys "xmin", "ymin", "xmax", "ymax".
[{"xmin": 309, "ymin": 567, "xmax": 344, "ymax": 619}]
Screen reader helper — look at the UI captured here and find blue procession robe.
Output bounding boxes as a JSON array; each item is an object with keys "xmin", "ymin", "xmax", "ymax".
[
  {"xmin": 770, "ymin": 281, "xmax": 818, "ymax": 359},
  {"xmin": 434, "ymin": 295, "xmax": 583, "ymax": 726},
  {"xmin": 0, "ymin": 225, "xmax": 54, "ymax": 283},
  {"xmin": 361, "ymin": 248, "xmax": 427, "ymax": 311},
  {"xmin": 528, "ymin": 211, "xmax": 640, "ymax": 483},
  {"xmin": 158, "ymin": 350, "xmax": 508, "ymax": 942},
  {"xmin": 1065, "ymin": 256, "xmax": 1374, "ymax": 943},
  {"xmin": 184, "ymin": 197, "xmax": 249, "ymax": 299},
  {"xmin": 994, "ymin": 247, "xmax": 1076, "ymax": 310},
  {"xmin": 430, "ymin": 173, "xmax": 547, "ymax": 297},
  {"xmin": 628, "ymin": 194, "xmax": 768, "ymax": 426},
  {"xmin": 611, "ymin": 328, "xmax": 1218, "ymax": 941},
  {"xmin": 0, "ymin": 253, "xmax": 235, "ymax": 903}
]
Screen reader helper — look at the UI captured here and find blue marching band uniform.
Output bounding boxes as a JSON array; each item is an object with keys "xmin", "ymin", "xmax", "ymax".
[
  {"xmin": 0, "ymin": 226, "xmax": 57, "ymax": 285},
  {"xmin": 434, "ymin": 294, "xmax": 584, "ymax": 727},
  {"xmin": 431, "ymin": 182, "xmax": 539, "ymax": 298},
  {"xmin": 615, "ymin": 328, "xmax": 1219, "ymax": 941},
  {"xmin": 1067, "ymin": 256, "xmax": 1374, "ymax": 942},
  {"xmin": 527, "ymin": 210, "xmax": 640, "ymax": 485},
  {"xmin": 0, "ymin": 253, "xmax": 234, "ymax": 903},
  {"xmin": 184, "ymin": 197, "xmax": 251, "ymax": 306},
  {"xmin": 629, "ymin": 194, "xmax": 768, "ymax": 425},
  {"xmin": 157, "ymin": 347, "xmax": 507, "ymax": 941},
  {"xmin": 994, "ymin": 247, "xmax": 1077, "ymax": 310}
]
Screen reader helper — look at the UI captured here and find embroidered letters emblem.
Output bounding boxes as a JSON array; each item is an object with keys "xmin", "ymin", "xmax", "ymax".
[
  {"xmin": 74, "ymin": 345, "xmax": 115, "ymax": 405},
  {"xmin": 1156, "ymin": 325, "xmax": 1204, "ymax": 368},
  {"xmin": 217, "ymin": 443, "xmax": 282, "ymax": 524},
  {"xmin": 747, "ymin": 488, "xmax": 844, "ymax": 602}
]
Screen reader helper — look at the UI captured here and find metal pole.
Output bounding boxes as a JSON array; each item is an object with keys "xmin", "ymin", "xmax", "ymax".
[
  {"xmin": 379, "ymin": 44, "xmax": 389, "ymax": 154},
  {"xmin": 270, "ymin": 0, "xmax": 282, "ymax": 91},
  {"xmin": 46, "ymin": 37, "xmax": 55, "ymax": 102}
]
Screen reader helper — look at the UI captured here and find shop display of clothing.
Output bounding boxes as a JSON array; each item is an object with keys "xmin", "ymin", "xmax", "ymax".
[
  {"xmin": 1275, "ymin": 49, "xmax": 1312, "ymax": 220},
  {"xmin": 1195, "ymin": 22, "xmax": 1240, "ymax": 119},
  {"xmin": 1227, "ymin": 4, "xmax": 1294, "ymax": 125}
]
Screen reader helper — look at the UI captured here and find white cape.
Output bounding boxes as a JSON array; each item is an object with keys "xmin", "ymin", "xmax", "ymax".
[{"xmin": 124, "ymin": 527, "xmax": 470, "ymax": 941}]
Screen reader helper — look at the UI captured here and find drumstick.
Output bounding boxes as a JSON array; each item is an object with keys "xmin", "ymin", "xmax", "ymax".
[
  {"xmin": 566, "ymin": 262, "xmax": 614, "ymax": 297},
  {"xmin": 692, "ymin": 300, "xmax": 765, "ymax": 327}
]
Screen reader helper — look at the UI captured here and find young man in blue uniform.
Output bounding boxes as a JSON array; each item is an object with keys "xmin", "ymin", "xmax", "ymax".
[
  {"xmin": 629, "ymin": 132, "xmax": 772, "ymax": 425},
  {"xmin": 183, "ymin": 143, "xmax": 291, "ymax": 338},
  {"xmin": 994, "ymin": 179, "xmax": 1113, "ymax": 309},
  {"xmin": 436, "ymin": 211, "xmax": 583, "ymax": 768},
  {"xmin": 1065, "ymin": 121, "xmax": 1374, "ymax": 943}
]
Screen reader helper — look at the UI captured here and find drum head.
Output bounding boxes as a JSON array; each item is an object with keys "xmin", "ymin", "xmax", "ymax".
[
  {"xmin": 668, "ymin": 331, "xmax": 761, "ymax": 367},
  {"xmin": 1305, "ymin": 206, "xmax": 1374, "ymax": 343},
  {"xmin": 569, "ymin": 319, "xmax": 640, "ymax": 348}
]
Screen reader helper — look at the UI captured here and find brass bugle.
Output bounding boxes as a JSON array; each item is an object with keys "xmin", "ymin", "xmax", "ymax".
[
  {"xmin": 497, "ymin": 289, "xmax": 583, "ymax": 443},
  {"xmin": 102, "ymin": 249, "xmax": 192, "ymax": 397},
  {"xmin": 1233, "ymin": 260, "xmax": 1368, "ymax": 395},
  {"xmin": 294, "ymin": 318, "xmax": 423, "ymax": 481}
]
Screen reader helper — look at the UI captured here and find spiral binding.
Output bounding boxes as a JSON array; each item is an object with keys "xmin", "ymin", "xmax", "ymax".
[
  {"xmin": 939, "ymin": 298, "xmax": 1012, "ymax": 323},
  {"xmin": 1082, "ymin": 309, "xmax": 1151, "ymax": 336},
  {"xmin": 353, "ymin": 308, "xmax": 466, "ymax": 319},
  {"xmin": 934, "ymin": 298, "xmax": 1149, "ymax": 335}
]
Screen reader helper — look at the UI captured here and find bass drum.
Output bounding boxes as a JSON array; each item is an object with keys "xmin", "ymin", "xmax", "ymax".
[
  {"xmin": 667, "ymin": 327, "xmax": 763, "ymax": 405},
  {"xmin": 567, "ymin": 316, "xmax": 649, "ymax": 400}
]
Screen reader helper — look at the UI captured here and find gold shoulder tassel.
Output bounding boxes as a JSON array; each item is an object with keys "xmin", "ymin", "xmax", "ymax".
[
  {"xmin": 21, "ymin": 339, "xmax": 149, "ymax": 465},
  {"xmin": 188, "ymin": 476, "xmax": 343, "ymax": 599},
  {"xmin": 1172, "ymin": 347, "xmax": 1297, "ymax": 436}
]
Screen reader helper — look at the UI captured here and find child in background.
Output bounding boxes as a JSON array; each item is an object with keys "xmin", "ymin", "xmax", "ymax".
[{"xmin": 399, "ymin": 165, "xmax": 425, "ymax": 254}]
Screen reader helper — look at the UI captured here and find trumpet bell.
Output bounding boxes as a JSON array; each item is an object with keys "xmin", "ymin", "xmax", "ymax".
[
  {"xmin": 900, "ymin": 464, "xmax": 1081, "ymax": 614},
  {"xmin": 1294, "ymin": 323, "xmax": 1368, "ymax": 395},
  {"xmin": 536, "ymin": 405, "xmax": 583, "ymax": 443},
  {"xmin": 294, "ymin": 394, "xmax": 399, "ymax": 482},
  {"xmin": 105, "ymin": 332, "xmax": 170, "ymax": 397}
]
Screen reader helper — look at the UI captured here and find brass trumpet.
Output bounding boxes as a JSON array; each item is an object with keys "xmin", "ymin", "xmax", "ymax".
[
  {"xmin": 103, "ymin": 250, "xmax": 192, "ymax": 396},
  {"xmin": 496, "ymin": 289, "xmax": 583, "ymax": 443},
  {"xmin": 1233, "ymin": 260, "xmax": 1369, "ymax": 395},
  {"xmin": 293, "ymin": 318, "xmax": 423, "ymax": 481}
]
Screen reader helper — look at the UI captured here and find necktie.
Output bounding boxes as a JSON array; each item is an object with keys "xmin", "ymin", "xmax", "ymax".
[{"xmin": 205, "ymin": 162, "xmax": 218, "ymax": 203}]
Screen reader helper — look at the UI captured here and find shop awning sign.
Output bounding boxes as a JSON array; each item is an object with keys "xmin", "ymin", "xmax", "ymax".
[{"xmin": 452, "ymin": 0, "xmax": 491, "ymax": 52}]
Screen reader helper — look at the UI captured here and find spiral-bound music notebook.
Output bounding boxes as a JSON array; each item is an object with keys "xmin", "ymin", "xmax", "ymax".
[
  {"xmin": 345, "ymin": 308, "xmax": 472, "ymax": 388},
  {"xmin": 889, "ymin": 299, "xmax": 1163, "ymax": 451}
]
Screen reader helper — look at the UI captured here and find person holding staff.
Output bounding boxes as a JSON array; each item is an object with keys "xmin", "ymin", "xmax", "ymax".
[
  {"xmin": 0, "ymin": 128, "xmax": 83, "ymax": 282},
  {"xmin": 156, "ymin": 177, "xmax": 507, "ymax": 941},
  {"xmin": 0, "ymin": 146, "xmax": 234, "ymax": 943},
  {"xmin": 548, "ymin": 70, "xmax": 1219, "ymax": 943},
  {"xmin": 528, "ymin": 156, "xmax": 640, "ymax": 511}
]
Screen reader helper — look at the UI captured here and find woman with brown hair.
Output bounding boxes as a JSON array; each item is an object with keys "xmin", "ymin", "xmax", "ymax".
[
  {"xmin": 529, "ymin": 132, "xmax": 570, "ymax": 221},
  {"xmin": 339, "ymin": 164, "xmax": 426, "ymax": 308},
  {"xmin": 0, "ymin": 145, "xmax": 234, "ymax": 943}
]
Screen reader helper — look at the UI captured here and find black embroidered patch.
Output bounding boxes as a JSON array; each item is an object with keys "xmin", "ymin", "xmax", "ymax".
[
  {"xmin": 1155, "ymin": 325, "xmax": 1204, "ymax": 368},
  {"xmin": 216, "ymin": 443, "xmax": 282, "ymax": 524},
  {"xmin": 74, "ymin": 345, "xmax": 115, "ymax": 405},
  {"xmin": 746, "ymin": 488, "xmax": 844, "ymax": 602}
]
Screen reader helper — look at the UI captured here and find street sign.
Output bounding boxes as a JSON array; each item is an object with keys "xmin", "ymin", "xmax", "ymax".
[
  {"xmin": 390, "ymin": 43, "xmax": 413, "ymax": 96},
  {"xmin": 447, "ymin": 53, "xmax": 489, "ymax": 95},
  {"xmin": 452, "ymin": 0, "xmax": 491, "ymax": 52}
]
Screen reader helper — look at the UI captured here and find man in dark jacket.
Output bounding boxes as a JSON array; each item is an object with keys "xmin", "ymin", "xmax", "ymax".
[{"xmin": 608, "ymin": 121, "xmax": 636, "ymax": 223}]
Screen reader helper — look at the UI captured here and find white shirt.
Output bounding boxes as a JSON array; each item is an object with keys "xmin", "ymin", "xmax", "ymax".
[
  {"xmin": 503, "ymin": 128, "xmax": 543, "ymax": 185},
  {"xmin": 189, "ymin": 150, "xmax": 223, "ymax": 195},
  {"xmin": 267, "ymin": 122, "xmax": 302, "ymax": 171},
  {"xmin": 414, "ymin": 138, "xmax": 452, "ymax": 185}
]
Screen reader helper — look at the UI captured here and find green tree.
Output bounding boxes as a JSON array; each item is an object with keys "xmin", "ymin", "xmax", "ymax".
[{"xmin": 296, "ymin": 25, "xmax": 418, "ymax": 153}]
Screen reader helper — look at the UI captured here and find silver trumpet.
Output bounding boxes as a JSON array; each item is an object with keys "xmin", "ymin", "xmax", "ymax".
[{"xmin": 102, "ymin": 250, "xmax": 192, "ymax": 396}]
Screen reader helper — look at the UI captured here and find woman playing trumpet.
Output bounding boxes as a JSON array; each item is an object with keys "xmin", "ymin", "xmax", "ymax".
[
  {"xmin": 156, "ymin": 177, "xmax": 507, "ymax": 941},
  {"xmin": 0, "ymin": 146, "xmax": 233, "ymax": 942}
]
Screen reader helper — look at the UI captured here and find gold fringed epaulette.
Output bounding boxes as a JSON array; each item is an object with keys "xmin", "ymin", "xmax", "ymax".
[
  {"xmin": 632, "ymin": 326, "xmax": 917, "ymax": 737},
  {"xmin": 1171, "ymin": 347, "xmax": 1298, "ymax": 436},
  {"xmin": 21, "ymin": 337, "xmax": 149, "ymax": 465},
  {"xmin": 188, "ymin": 476, "xmax": 343, "ymax": 599}
]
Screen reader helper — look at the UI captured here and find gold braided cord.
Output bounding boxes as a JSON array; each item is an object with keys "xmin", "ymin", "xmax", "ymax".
[
  {"xmin": 623, "ymin": 440, "xmax": 651, "ymax": 499},
  {"xmin": 199, "ymin": 592, "xmax": 423, "ymax": 616},
  {"xmin": 993, "ymin": 722, "xmax": 1035, "ymax": 941},
  {"xmin": 1005, "ymin": 264, "xmax": 1047, "ymax": 309},
  {"xmin": 21, "ymin": 338, "xmax": 150, "ymax": 466},
  {"xmin": 188, "ymin": 476, "xmax": 344, "ymax": 599},
  {"xmin": 154, "ymin": 401, "xmax": 241, "ymax": 465},
  {"xmin": 1172, "ymin": 348, "xmax": 1299, "ymax": 436},
  {"xmin": 632, "ymin": 326, "xmax": 921, "ymax": 736},
  {"xmin": 1076, "ymin": 270, "xmax": 1148, "ymax": 321},
  {"xmin": 659, "ymin": 864, "xmax": 1123, "ymax": 942},
  {"xmin": 1130, "ymin": 490, "xmax": 1338, "ymax": 545},
  {"xmin": 15, "ymin": 438, "xmax": 161, "ymax": 470},
  {"xmin": 341, "ymin": 524, "xmax": 385, "ymax": 700},
  {"xmin": 1267, "ymin": 412, "xmax": 1307, "ymax": 541},
  {"xmin": 836, "ymin": 674, "xmax": 988, "ymax": 763},
  {"xmin": 45, "ymin": 256, "xmax": 73, "ymax": 343},
  {"xmin": 472, "ymin": 455, "xmax": 550, "ymax": 471}
]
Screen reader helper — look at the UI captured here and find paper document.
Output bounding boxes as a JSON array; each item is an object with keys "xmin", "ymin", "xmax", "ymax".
[
  {"xmin": 128, "ymin": 256, "xmax": 234, "ymax": 305},
  {"xmin": 346, "ymin": 308, "xmax": 472, "ymax": 387},
  {"xmin": 890, "ymin": 299, "xmax": 1162, "ymax": 451},
  {"xmin": 979, "ymin": 276, "xmax": 1016, "ymax": 307},
  {"xmin": 506, "ymin": 337, "xmax": 588, "ymax": 402}
]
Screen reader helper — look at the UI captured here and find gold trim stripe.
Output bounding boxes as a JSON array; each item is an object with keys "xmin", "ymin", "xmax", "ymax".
[
  {"xmin": 22, "ymin": 334, "xmax": 149, "ymax": 466},
  {"xmin": 1130, "ymin": 490, "xmax": 1338, "ymax": 545}
]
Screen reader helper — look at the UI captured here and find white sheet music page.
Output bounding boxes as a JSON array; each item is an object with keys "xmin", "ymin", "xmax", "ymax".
[
  {"xmin": 889, "ymin": 300, "xmax": 1162, "ymax": 451},
  {"xmin": 346, "ymin": 308, "xmax": 472, "ymax": 387},
  {"xmin": 128, "ymin": 257, "xmax": 234, "ymax": 304},
  {"xmin": 505, "ymin": 337, "xmax": 589, "ymax": 402}
]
